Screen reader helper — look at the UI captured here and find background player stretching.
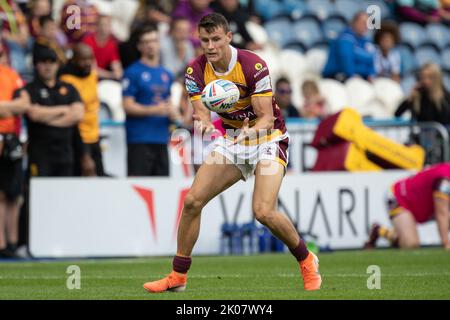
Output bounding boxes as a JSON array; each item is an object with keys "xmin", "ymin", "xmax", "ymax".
[
  {"xmin": 365, "ymin": 163, "xmax": 450, "ymax": 250},
  {"xmin": 143, "ymin": 13, "xmax": 321, "ymax": 293}
]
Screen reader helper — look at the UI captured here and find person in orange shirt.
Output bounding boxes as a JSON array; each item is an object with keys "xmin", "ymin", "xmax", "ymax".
[{"xmin": 0, "ymin": 41, "xmax": 30, "ymax": 258}]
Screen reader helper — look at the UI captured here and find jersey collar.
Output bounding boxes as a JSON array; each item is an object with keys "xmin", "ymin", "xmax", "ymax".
[{"xmin": 208, "ymin": 45, "xmax": 237, "ymax": 77}]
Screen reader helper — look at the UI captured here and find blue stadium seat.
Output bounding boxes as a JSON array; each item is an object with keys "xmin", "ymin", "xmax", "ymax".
[
  {"xmin": 282, "ymin": 41, "xmax": 306, "ymax": 53},
  {"xmin": 334, "ymin": 0, "xmax": 364, "ymax": 22},
  {"xmin": 291, "ymin": 17, "xmax": 323, "ymax": 49},
  {"xmin": 322, "ymin": 16, "xmax": 347, "ymax": 41},
  {"xmin": 399, "ymin": 22, "xmax": 428, "ymax": 49},
  {"xmin": 414, "ymin": 45, "xmax": 442, "ymax": 67},
  {"xmin": 397, "ymin": 43, "xmax": 418, "ymax": 75},
  {"xmin": 254, "ymin": 0, "xmax": 284, "ymax": 21},
  {"xmin": 282, "ymin": 0, "xmax": 308, "ymax": 20},
  {"xmin": 400, "ymin": 74, "xmax": 416, "ymax": 95},
  {"xmin": 305, "ymin": 0, "xmax": 337, "ymax": 20},
  {"xmin": 425, "ymin": 23, "xmax": 450, "ymax": 50},
  {"xmin": 442, "ymin": 47, "xmax": 450, "ymax": 72},
  {"xmin": 264, "ymin": 17, "xmax": 293, "ymax": 48},
  {"xmin": 443, "ymin": 72, "xmax": 450, "ymax": 91}
]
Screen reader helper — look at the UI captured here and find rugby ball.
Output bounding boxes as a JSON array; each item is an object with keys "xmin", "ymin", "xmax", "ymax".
[{"xmin": 201, "ymin": 79, "xmax": 240, "ymax": 113}]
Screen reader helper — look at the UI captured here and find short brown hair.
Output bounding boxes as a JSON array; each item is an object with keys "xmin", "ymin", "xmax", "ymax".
[
  {"xmin": 198, "ymin": 13, "xmax": 230, "ymax": 33},
  {"xmin": 374, "ymin": 21, "xmax": 401, "ymax": 45}
]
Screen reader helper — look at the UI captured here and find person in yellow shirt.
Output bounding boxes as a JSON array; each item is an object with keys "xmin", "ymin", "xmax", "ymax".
[{"xmin": 60, "ymin": 44, "xmax": 104, "ymax": 176}]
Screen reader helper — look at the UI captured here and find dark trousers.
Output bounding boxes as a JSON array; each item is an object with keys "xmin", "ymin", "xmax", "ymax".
[
  {"xmin": 74, "ymin": 141, "xmax": 105, "ymax": 176},
  {"xmin": 127, "ymin": 143, "xmax": 169, "ymax": 177}
]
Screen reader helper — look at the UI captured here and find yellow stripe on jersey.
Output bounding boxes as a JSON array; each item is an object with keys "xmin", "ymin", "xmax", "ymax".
[{"xmin": 252, "ymin": 92, "xmax": 273, "ymax": 98}]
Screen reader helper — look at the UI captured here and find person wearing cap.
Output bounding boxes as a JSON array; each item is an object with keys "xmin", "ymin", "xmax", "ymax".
[{"xmin": 18, "ymin": 47, "xmax": 86, "ymax": 177}]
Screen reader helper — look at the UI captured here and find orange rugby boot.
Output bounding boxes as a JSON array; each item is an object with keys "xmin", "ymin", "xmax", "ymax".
[
  {"xmin": 143, "ymin": 271, "xmax": 187, "ymax": 293},
  {"xmin": 300, "ymin": 251, "xmax": 322, "ymax": 291}
]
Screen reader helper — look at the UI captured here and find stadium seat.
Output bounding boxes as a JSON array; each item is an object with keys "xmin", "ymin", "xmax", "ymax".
[
  {"xmin": 98, "ymin": 80, "xmax": 125, "ymax": 122},
  {"xmin": 318, "ymin": 79, "xmax": 349, "ymax": 114},
  {"xmin": 322, "ymin": 16, "xmax": 347, "ymax": 41},
  {"xmin": 444, "ymin": 72, "xmax": 450, "ymax": 91},
  {"xmin": 305, "ymin": 0, "xmax": 337, "ymax": 20},
  {"xmin": 282, "ymin": 0, "xmax": 308, "ymax": 20},
  {"xmin": 400, "ymin": 74, "xmax": 417, "ymax": 95},
  {"xmin": 254, "ymin": 0, "xmax": 285, "ymax": 21},
  {"xmin": 110, "ymin": 0, "xmax": 140, "ymax": 42},
  {"xmin": 414, "ymin": 44, "xmax": 442, "ymax": 67},
  {"xmin": 344, "ymin": 78, "xmax": 376, "ymax": 113},
  {"xmin": 372, "ymin": 78, "xmax": 405, "ymax": 116},
  {"xmin": 335, "ymin": 0, "xmax": 364, "ymax": 22},
  {"xmin": 358, "ymin": 98, "xmax": 391, "ymax": 119},
  {"xmin": 397, "ymin": 43, "xmax": 418, "ymax": 75},
  {"xmin": 246, "ymin": 21, "xmax": 269, "ymax": 46},
  {"xmin": 442, "ymin": 47, "xmax": 450, "ymax": 72},
  {"xmin": 425, "ymin": 23, "xmax": 450, "ymax": 50},
  {"xmin": 282, "ymin": 41, "xmax": 307, "ymax": 53},
  {"xmin": 304, "ymin": 48, "xmax": 328, "ymax": 76},
  {"xmin": 264, "ymin": 17, "xmax": 293, "ymax": 48},
  {"xmin": 291, "ymin": 17, "xmax": 324, "ymax": 49},
  {"xmin": 399, "ymin": 22, "xmax": 427, "ymax": 49},
  {"xmin": 279, "ymin": 49, "xmax": 307, "ymax": 83},
  {"xmin": 255, "ymin": 47, "xmax": 282, "ymax": 80}
]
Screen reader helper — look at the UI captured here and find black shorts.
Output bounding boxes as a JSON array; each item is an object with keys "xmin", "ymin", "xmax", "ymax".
[
  {"xmin": 0, "ymin": 158, "xmax": 24, "ymax": 200},
  {"xmin": 127, "ymin": 143, "xmax": 169, "ymax": 177}
]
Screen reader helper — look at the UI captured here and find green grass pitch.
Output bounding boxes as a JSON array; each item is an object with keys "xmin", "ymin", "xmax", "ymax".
[{"xmin": 0, "ymin": 248, "xmax": 449, "ymax": 300}]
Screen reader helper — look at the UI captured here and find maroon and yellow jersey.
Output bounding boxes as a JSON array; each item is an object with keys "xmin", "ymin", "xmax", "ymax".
[{"xmin": 185, "ymin": 46, "xmax": 286, "ymax": 135}]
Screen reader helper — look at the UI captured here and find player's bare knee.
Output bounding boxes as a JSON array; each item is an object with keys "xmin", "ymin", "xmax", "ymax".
[
  {"xmin": 253, "ymin": 205, "xmax": 276, "ymax": 226},
  {"xmin": 183, "ymin": 193, "xmax": 204, "ymax": 215},
  {"xmin": 400, "ymin": 238, "xmax": 420, "ymax": 249}
]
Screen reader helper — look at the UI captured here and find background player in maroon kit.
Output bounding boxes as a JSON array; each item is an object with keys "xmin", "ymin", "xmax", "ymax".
[
  {"xmin": 365, "ymin": 163, "xmax": 450, "ymax": 250},
  {"xmin": 143, "ymin": 13, "xmax": 321, "ymax": 293}
]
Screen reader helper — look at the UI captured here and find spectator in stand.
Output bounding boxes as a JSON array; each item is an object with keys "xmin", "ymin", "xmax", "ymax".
[
  {"xmin": 322, "ymin": 12, "xmax": 376, "ymax": 82},
  {"xmin": 211, "ymin": 0, "xmax": 262, "ymax": 51},
  {"xmin": 133, "ymin": 0, "xmax": 177, "ymax": 27},
  {"xmin": 395, "ymin": 63, "xmax": 450, "ymax": 126},
  {"xmin": 274, "ymin": 77, "xmax": 300, "ymax": 119},
  {"xmin": 119, "ymin": 25, "xmax": 141, "ymax": 70},
  {"xmin": 60, "ymin": 0, "xmax": 99, "ymax": 45},
  {"xmin": 373, "ymin": 21, "xmax": 401, "ymax": 83},
  {"xmin": 0, "ymin": 41, "xmax": 29, "ymax": 259},
  {"xmin": 160, "ymin": 16, "xmax": 195, "ymax": 80},
  {"xmin": 172, "ymin": 0, "xmax": 213, "ymax": 48},
  {"xmin": 301, "ymin": 80, "xmax": 328, "ymax": 119},
  {"xmin": 60, "ymin": 44, "xmax": 104, "ymax": 176},
  {"xmin": 33, "ymin": 15, "xmax": 68, "ymax": 67},
  {"xmin": 396, "ymin": 0, "xmax": 441, "ymax": 24},
  {"xmin": 122, "ymin": 25, "xmax": 179, "ymax": 177},
  {"xmin": 0, "ymin": 0, "xmax": 31, "ymax": 77},
  {"xmin": 439, "ymin": 0, "xmax": 450, "ymax": 23},
  {"xmin": 27, "ymin": 0, "xmax": 52, "ymax": 38},
  {"xmin": 83, "ymin": 14, "xmax": 123, "ymax": 81},
  {"xmin": 19, "ymin": 47, "xmax": 86, "ymax": 177}
]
